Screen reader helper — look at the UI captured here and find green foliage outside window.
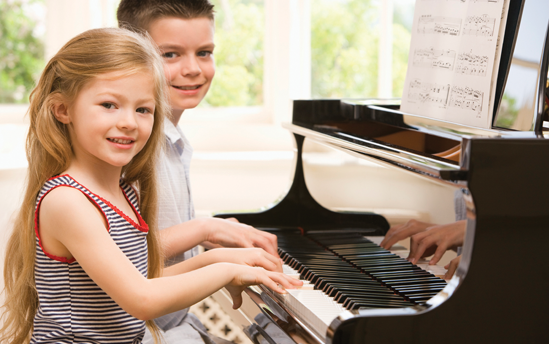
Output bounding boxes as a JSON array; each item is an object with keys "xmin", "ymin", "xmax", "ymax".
[
  {"xmin": 311, "ymin": 0, "xmax": 412, "ymax": 99},
  {"xmin": 0, "ymin": 0, "xmax": 413, "ymax": 106},
  {"xmin": 189, "ymin": 0, "xmax": 414, "ymax": 106},
  {"xmin": 0, "ymin": 0, "xmax": 44, "ymax": 104},
  {"xmin": 204, "ymin": 0, "xmax": 264, "ymax": 107}
]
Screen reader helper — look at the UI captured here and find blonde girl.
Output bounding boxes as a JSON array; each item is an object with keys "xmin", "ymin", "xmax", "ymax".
[{"xmin": 1, "ymin": 28, "xmax": 300, "ymax": 344}]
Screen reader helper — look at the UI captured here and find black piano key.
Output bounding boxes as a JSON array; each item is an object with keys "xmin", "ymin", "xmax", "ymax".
[
  {"xmin": 316, "ymin": 277, "xmax": 380, "ymax": 290},
  {"xmin": 325, "ymin": 284, "xmax": 392, "ymax": 297},
  {"xmin": 352, "ymin": 260, "xmax": 415, "ymax": 267},
  {"xmin": 344, "ymin": 298, "xmax": 413, "ymax": 310},
  {"xmin": 328, "ymin": 290, "xmax": 393, "ymax": 302},
  {"xmin": 380, "ymin": 275, "xmax": 442, "ymax": 283},
  {"xmin": 322, "ymin": 283, "xmax": 390, "ymax": 295},
  {"xmin": 394, "ymin": 286, "xmax": 446, "ymax": 294},
  {"xmin": 370, "ymin": 270, "xmax": 430, "ymax": 278},
  {"xmin": 328, "ymin": 243, "xmax": 381, "ymax": 249},
  {"xmin": 335, "ymin": 292, "xmax": 407, "ymax": 303},
  {"xmin": 359, "ymin": 265, "xmax": 418, "ymax": 272}
]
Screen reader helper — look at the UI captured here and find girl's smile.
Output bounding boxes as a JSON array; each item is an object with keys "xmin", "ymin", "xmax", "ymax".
[
  {"xmin": 107, "ymin": 136, "xmax": 136, "ymax": 149},
  {"xmin": 58, "ymin": 72, "xmax": 156, "ymax": 170}
]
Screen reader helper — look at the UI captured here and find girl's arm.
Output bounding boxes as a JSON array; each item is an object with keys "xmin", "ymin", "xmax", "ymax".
[
  {"xmin": 160, "ymin": 217, "xmax": 279, "ymax": 258},
  {"xmin": 39, "ymin": 187, "xmax": 300, "ymax": 321},
  {"xmin": 162, "ymin": 247, "xmax": 283, "ymax": 277}
]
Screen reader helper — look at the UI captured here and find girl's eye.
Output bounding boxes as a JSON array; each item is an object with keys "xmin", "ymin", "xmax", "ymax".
[
  {"xmin": 101, "ymin": 102, "xmax": 116, "ymax": 109},
  {"xmin": 162, "ymin": 52, "xmax": 177, "ymax": 59},
  {"xmin": 136, "ymin": 107, "xmax": 152, "ymax": 114}
]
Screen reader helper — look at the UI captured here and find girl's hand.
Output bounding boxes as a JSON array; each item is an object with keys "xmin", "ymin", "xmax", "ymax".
[
  {"xmin": 210, "ymin": 248, "xmax": 283, "ymax": 272},
  {"xmin": 225, "ymin": 266, "xmax": 303, "ymax": 309}
]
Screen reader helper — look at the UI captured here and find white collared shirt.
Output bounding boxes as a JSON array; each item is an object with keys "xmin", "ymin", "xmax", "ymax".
[{"xmin": 157, "ymin": 120, "xmax": 199, "ymax": 265}]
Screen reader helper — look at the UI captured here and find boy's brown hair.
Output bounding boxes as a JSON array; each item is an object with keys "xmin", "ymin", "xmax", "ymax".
[{"xmin": 117, "ymin": 0, "xmax": 214, "ymax": 31}]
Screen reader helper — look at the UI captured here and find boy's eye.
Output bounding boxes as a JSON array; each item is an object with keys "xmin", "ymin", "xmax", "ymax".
[
  {"xmin": 136, "ymin": 107, "xmax": 152, "ymax": 114},
  {"xmin": 101, "ymin": 102, "xmax": 116, "ymax": 109},
  {"xmin": 198, "ymin": 51, "xmax": 212, "ymax": 57},
  {"xmin": 162, "ymin": 52, "xmax": 177, "ymax": 59}
]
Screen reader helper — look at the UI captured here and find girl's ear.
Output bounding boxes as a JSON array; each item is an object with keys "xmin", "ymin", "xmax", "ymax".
[{"xmin": 52, "ymin": 96, "xmax": 71, "ymax": 124}]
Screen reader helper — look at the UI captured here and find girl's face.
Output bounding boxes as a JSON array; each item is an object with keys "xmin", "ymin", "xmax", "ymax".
[{"xmin": 64, "ymin": 72, "xmax": 156, "ymax": 169}]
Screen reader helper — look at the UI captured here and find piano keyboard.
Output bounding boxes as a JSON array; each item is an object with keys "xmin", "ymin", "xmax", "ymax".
[{"xmin": 264, "ymin": 230, "xmax": 448, "ymax": 339}]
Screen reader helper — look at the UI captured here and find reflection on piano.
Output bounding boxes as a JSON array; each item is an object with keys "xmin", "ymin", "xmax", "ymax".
[{"xmin": 214, "ymin": 1, "xmax": 549, "ymax": 343}]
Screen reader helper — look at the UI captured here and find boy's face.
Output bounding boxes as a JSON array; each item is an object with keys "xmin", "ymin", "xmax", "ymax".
[{"xmin": 149, "ymin": 17, "xmax": 215, "ymax": 113}]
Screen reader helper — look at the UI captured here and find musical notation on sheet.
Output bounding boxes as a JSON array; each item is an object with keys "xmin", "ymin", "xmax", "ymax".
[
  {"xmin": 417, "ymin": 16, "xmax": 462, "ymax": 36},
  {"xmin": 405, "ymin": 80, "xmax": 485, "ymax": 117},
  {"xmin": 407, "ymin": 79, "xmax": 451, "ymax": 108},
  {"xmin": 448, "ymin": 86, "xmax": 484, "ymax": 115},
  {"xmin": 413, "ymin": 48, "xmax": 457, "ymax": 70},
  {"xmin": 455, "ymin": 51, "xmax": 489, "ymax": 76},
  {"xmin": 401, "ymin": 0, "xmax": 509, "ymax": 128},
  {"xmin": 463, "ymin": 15, "xmax": 496, "ymax": 36}
]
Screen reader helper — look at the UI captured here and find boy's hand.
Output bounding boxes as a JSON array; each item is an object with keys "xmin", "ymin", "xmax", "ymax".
[
  {"xmin": 380, "ymin": 219, "xmax": 435, "ymax": 249},
  {"xmin": 225, "ymin": 265, "xmax": 302, "ymax": 309},
  {"xmin": 203, "ymin": 218, "xmax": 279, "ymax": 257},
  {"xmin": 210, "ymin": 248, "xmax": 283, "ymax": 272},
  {"xmin": 444, "ymin": 255, "xmax": 461, "ymax": 280},
  {"xmin": 407, "ymin": 220, "xmax": 466, "ymax": 265}
]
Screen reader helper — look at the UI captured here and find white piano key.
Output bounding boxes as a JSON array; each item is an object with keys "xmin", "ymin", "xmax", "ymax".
[
  {"xmin": 273, "ymin": 263, "xmax": 348, "ymax": 339},
  {"xmin": 271, "ymin": 284, "xmax": 345, "ymax": 339}
]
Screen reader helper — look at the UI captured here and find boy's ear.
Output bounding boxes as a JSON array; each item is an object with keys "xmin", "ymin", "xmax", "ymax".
[{"xmin": 51, "ymin": 96, "xmax": 71, "ymax": 124}]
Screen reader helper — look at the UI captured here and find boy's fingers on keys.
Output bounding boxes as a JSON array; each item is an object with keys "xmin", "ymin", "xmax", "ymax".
[
  {"xmin": 429, "ymin": 244, "xmax": 448, "ymax": 265},
  {"xmin": 443, "ymin": 256, "xmax": 461, "ymax": 279},
  {"xmin": 409, "ymin": 232, "xmax": 436, "ymax": 264},
  {"xmin": 379, "ymin": 224, "xmax": 404, "ymax": 247}
]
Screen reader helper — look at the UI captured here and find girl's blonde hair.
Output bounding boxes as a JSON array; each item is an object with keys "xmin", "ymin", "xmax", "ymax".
[{"xmin": 1, "ymin": 28, "xmax": 169, "ymax": 343}]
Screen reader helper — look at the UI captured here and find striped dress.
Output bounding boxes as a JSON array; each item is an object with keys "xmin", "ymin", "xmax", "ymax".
[{"xmin": 31, "ymin": 175, "xmax": 149, "ymax": 344}]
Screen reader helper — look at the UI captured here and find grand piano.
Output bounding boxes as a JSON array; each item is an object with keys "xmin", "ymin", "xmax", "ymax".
[{"xmin": 214, "ymin": 0, "xmax": 549, "ymax": 343}]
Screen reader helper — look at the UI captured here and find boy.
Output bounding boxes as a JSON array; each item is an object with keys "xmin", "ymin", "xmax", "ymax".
[{"xmin": 117, "ymin": 1, "xmax": 279, "ymax": 343}]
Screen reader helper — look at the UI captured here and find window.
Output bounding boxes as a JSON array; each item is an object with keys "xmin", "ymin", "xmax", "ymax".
[
  {"xmin": 0, "ymin": 0, "xmax": 45, "ymax": 104},
  {"xmin": 204, "ymin": 0, "xmax": 264, "ymax": 107},
  {"xmin": 0, "ymin": 0, "xmax": 416, "ymax": 122},
  {"xmin": 310, "ymin": 0, "xmax": 414, "ymax": 99}
]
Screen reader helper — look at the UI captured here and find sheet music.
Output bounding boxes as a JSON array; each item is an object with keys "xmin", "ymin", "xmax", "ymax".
[{"xmin": 400, "ymin": 0, "xmax": 510, "ymax": 128}]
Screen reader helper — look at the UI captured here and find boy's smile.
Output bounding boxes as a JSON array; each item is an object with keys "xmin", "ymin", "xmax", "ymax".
[{"xmin": 148, "ymin": 17, "xmax": 216, "ymax": 123}]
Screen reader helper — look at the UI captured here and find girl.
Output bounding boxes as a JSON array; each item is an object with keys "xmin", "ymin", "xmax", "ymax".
[{"xmin": 0, "ymin": 28, "xmax": 300, "ymax": 344}]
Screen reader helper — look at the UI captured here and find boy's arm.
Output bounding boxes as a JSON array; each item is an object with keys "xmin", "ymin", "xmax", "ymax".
[
  {"xmin": 160, "ymin": 217, "xmax": 279, "ymax": 258},
  {"xmin": 40, "ymin": 187, "xmax": 299, "ymax": 320}
]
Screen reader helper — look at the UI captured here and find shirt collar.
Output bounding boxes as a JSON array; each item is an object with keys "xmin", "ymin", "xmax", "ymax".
[{"xmin": 164, "ymin": 120, "xmax": 183, "ymax": 145}]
